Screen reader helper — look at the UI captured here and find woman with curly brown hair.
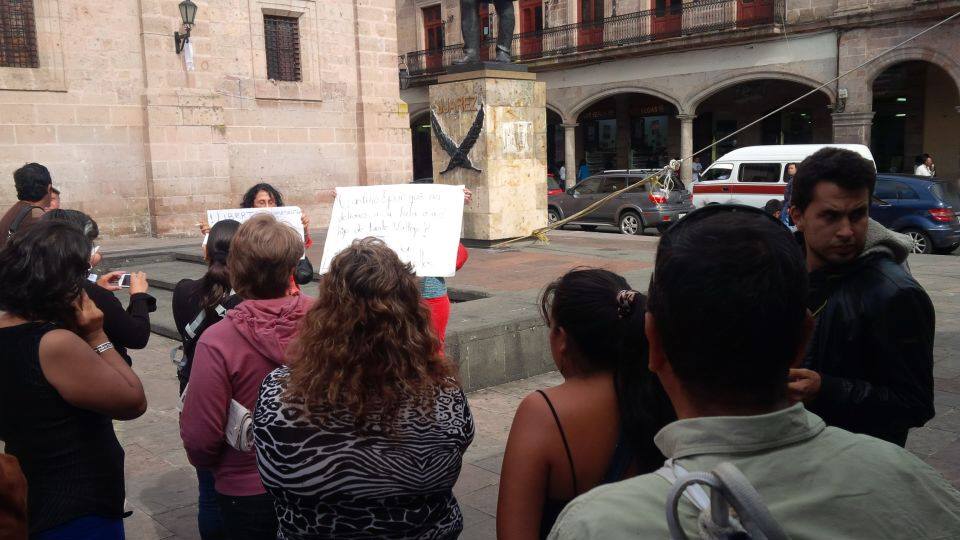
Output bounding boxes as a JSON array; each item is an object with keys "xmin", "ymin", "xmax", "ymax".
[{"xmin": 253, "ymin": 237, "xmax": 475, "ymax": 540}]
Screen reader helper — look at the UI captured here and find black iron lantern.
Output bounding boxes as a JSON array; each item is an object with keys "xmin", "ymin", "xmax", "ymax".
[{"xmin": 174, "ymin": 0, "xmax": 198, "ymax": 54}]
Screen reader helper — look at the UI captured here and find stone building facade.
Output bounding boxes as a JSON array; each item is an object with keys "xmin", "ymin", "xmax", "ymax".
[
  {"xmin": 0, "ymin": 0, "xmax": 412, "ymax": 236},
  {"xmin": 399, "ymin": 0, "xmax": 960, "ymax": 184}
]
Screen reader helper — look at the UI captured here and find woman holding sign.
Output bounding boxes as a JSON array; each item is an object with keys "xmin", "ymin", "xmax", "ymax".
[
  {"xmin": 422, "ymin": 188, "xmax": 472, "ymax": 347},
  {"xmin": 200, "ymin": 183, "xmax": 314, "ymax": 293}
]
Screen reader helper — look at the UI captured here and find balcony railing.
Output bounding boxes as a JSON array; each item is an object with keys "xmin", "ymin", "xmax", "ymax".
[{"xmin": 402, "ymin": 0, "xmax": 783, "ymax": 78}]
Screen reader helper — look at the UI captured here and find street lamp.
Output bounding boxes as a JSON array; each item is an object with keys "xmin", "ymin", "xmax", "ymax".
[{"xmin": 174, "ymin": 0, "xmax": 198, "ymax": 54}]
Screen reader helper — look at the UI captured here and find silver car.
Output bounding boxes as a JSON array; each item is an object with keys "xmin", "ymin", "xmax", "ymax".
[{"xmin": 547, "ymin": 170, "xmax": 695, "ymax": 235}]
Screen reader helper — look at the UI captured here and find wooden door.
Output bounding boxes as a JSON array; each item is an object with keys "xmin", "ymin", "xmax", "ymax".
[
  {"xmin": 737, "ymin": 0, "xmax": 774, "ymax": 25},
  {"xmin": 479, "ymin": 3, "xmax": 491, "ymax": 61},
  {"xmin": 520, "ymin": 0, "xmax": 543, "ymax": 59},
  {"xmin": 423, "ymin": 6, "xmax": 443, "ymax": 71},
  {"xmin": 578, "ymin": 0, "xmax": 603, "ymax": 50},
  {"xmin": 651, "ymin": 0, "xmax": 682, "ymax": 39}
]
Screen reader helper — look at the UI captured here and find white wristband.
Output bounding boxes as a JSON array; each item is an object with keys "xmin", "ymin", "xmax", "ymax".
[{"xmin": 93, "ymin": 342, "xmax": 114, "ymax": 355}]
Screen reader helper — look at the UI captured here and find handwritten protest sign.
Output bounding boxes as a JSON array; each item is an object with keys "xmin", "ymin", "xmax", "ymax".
[
  {"xmin": 320, "ymin": 184, "xmax": 465, "ymax": 277},
  {"xmin": 206, "ymin": 206, "xmax": 304, "ymax": 241}
]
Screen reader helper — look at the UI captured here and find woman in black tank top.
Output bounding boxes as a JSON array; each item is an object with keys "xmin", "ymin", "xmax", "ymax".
[
  {"xmin": 0, "ymin": 221, "xmax": 147, "ymax": 538},
  {"xmin": 496, "ymin": 269, "xmax": 676, "ymax": 540}
]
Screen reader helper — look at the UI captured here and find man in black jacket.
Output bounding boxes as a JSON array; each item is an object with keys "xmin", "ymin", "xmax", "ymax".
[{"xmin": 788, "ymin": 147, "xmax": 935, "ymax": 446}]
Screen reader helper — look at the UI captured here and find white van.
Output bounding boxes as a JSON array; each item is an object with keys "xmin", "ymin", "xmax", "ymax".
[{"xmin": 692, "ymin": 144, "xmax": 876, "ymax": 209}]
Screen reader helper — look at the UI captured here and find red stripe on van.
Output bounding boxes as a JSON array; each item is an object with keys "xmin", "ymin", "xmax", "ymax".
[
  {"xmin": 733, "ymin": 184, "xmax": 786, "ymax": 195},
  {"xmin": 693, "ymin": 184, "xmax": 730, "ymax": 194}
]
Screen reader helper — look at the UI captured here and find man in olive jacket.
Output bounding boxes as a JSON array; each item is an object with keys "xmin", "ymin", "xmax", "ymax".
[{"xmin": 788, "ymin": 147, "xmax": 935, "ymax": 446}]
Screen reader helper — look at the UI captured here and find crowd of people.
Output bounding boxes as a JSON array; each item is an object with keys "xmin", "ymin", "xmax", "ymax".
[{"xmin": 2, "ymin": 147, "xmax": 960, "ymax": 540}]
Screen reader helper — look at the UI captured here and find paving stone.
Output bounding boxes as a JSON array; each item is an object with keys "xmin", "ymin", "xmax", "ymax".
[
  {"xmin": 454, "ymin": 463, "xmax": 501, "ymax": 498},
  {"xmin": 926, "ymin": 408, "xmax": 960, "ymax": 434},
  {"xmin": 472, "ymin": 453, "xmax": 505, "ymax": 475},
  {"xmin": 460, "ymin": 501, "xmax": 495, "ymax": 527},
  {"xmin": 457, "ymin": 483, "xmax": 501, "ymax": 517},
  {"xmin": 907, "ymin": 427, "xmax": 959, "ymax": 458},
  {"xmin": 151, "ymin": 504, "xmax": 204, "ymax": 540},
  {"xmin": 123, "ymin": 506, "xmax": 175, "ymax": 540},
  {"xmin": 458, "ymin": 516, "xmax": 497, "ymax": 540}
]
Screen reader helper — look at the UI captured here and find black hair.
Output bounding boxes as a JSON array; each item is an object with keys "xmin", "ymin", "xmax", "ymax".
[
  {"xmin": 647, "ymin": 209, "xmax": 808, "ymax": 410},
  {"xmin": 791, "ymin": 148, "xmax": 876, "ymax": 212},
  {"xmin": 14, "ymin": 163, "xmax": 52, "ymax": 202},
  {"xmin": 763, "ymin": 199, "xmax": 782, "ymax": 215},
  {"xmin": 540, "ymin": 268, "xmax": 675, "ymax": 472},
  {"xmin": 200, "ymin": 219, "xmax": 240, "ymax": 315},
  {"xmin": 922, "ymin": 153, "xmax": 932, "ymax": 161},
  {"xmin": 0, "ymin": 220, "xmax": 91, "ymax": 330},
  {"xmin": 240, "ymin": 183, "xmax": 284, "ymax": 208},
  {"xmin": 42, "ymin": 209, "xmax": 99, "ymax": 241}
]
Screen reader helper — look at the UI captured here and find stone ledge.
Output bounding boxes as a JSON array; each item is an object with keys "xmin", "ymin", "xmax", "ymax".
[{"xmin": 439, "ymin": 69, "xmax": 538, "ymax": 83}]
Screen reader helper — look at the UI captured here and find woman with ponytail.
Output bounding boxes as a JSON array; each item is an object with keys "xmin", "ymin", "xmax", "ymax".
[
  {"xmin": 496, "ymin": 268, "xmax": 676, "ymax": 540},
  {"xmin": 172, "ymin": 218, "xmax": 241, "ymax": 540}
]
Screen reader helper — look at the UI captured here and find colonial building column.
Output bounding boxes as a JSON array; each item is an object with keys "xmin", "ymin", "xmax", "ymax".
[
  {"xmin": 832, "ymin": 111, "xmax": 875, "ymax": 146},
  {"xmin": 562, "ymin": 123, "xmax": 579, "ymax": 189},
  {"xmin": 677, "ymin": 114, "xmax": 696, "ymax": 187}
]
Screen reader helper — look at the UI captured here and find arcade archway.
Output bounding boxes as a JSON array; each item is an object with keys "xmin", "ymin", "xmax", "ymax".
[{"xmin": 871, "ymin": 61, "xmax": 960, "ymax": 178}]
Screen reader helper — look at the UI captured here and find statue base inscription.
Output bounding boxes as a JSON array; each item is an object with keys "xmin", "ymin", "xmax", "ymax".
[{"xmin": 429, "ymin": 70, "xmax": 547, "ymax": 243}]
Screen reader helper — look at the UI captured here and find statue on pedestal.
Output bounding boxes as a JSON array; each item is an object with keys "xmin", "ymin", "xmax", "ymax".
[{"xmin": 454, "ymin": 0, "xmax": 515, "ymax": 65}]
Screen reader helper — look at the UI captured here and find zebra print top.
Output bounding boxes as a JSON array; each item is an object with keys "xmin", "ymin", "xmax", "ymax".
[{"xmin": 253, "ymin": 367, "xmax": 475, "ymax": 540}]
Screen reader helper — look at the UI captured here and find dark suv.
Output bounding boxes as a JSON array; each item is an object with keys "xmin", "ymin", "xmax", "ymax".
[
  {"xmin": 547, "ymin": 170, "xmax": 694, "ymax": 235},
  {"xmin": 871, "ymin": 174, "xmax": 960, "ymax": 254}
]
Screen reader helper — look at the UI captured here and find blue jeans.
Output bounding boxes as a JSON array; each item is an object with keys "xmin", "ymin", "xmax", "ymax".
[
  {"xmin": 196, "ymin": 468, "xmax": 226, "ymax": 540},
  {"xmin": 32, "ymin": 515, "xmax": 124, "ymax": 540}
]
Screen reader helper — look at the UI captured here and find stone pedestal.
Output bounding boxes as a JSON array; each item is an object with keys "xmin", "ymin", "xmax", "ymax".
[{"xmin": 429, "ymin": 69, "xmax": 547, "ymax": 243}]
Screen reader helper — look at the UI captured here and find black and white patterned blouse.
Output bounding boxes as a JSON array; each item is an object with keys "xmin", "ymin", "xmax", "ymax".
[{"xmin": 253, "ymin": 367, "xmax": 475, "ymax": 540}]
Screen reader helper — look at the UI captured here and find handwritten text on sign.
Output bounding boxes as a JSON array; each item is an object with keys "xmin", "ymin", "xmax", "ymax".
[
  {"xmin": 320, "ymin": 184, "xmax": 464, "ymax": 277},
  {"xmin": 206, "ymin": 206, "xmax": 304, "ymax": 241}
]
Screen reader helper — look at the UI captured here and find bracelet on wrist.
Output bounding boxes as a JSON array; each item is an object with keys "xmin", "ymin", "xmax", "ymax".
[{"xmin": 93, "ymin": 342, "xmax": 114, "ymax": 355}]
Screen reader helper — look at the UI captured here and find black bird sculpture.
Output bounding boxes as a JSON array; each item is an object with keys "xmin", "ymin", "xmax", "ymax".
[{"xmin": 431, "ymin": 105, "xmax": 485, "ymax": 174}]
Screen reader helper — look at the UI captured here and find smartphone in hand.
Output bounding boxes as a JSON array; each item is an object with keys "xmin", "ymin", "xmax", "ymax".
[{"xmin": 116, "ymin": 274, "xmax": 131, "ymax": 289}]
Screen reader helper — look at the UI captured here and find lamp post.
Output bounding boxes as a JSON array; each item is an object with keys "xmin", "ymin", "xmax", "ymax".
[{"xmin": 174, "ymin": 0, "xmax": 198, "ymax": 54}]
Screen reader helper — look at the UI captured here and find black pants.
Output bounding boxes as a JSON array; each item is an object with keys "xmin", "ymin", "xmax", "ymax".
[{"xmin": 215, "ymin": 492, "xmax": 277, "ymax": 540}]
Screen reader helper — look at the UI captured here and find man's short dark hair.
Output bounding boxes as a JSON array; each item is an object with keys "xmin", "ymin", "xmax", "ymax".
[
  {"xmin": 764, "ymin": 199, "xmax": 782, "ymax": 215},
  {"xmin": 13, "ymin": 163, "xmax": 52, "ymax": 202},
  {"xmin": 647, "ymin": 208, "xmax": 808, "ymax": 409},
  {"xmin": 791, "ymin": 148, "xmax": 875, "ymax": 212}
]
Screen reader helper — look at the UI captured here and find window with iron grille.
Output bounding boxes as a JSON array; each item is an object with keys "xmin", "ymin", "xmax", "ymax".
[
  {"xmin": 264, "ymin": 15, "xmax": 301, "ymax": 82},
  {"xmin": 0, "ymin": 0, "xmax": 39, "ymax": 68}
]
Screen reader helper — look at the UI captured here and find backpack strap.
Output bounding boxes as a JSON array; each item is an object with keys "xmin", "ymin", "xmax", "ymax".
[
  {"xmin": 8, "ymin": 205, "xmax": 43, "ymax": 237},
  {"xmin": 184, "ymin": 292, "xmax": 238, "ymax": 339},
  {"xmin": 655, "ymin": 459, "xmax": 711, "ymax": 510}
]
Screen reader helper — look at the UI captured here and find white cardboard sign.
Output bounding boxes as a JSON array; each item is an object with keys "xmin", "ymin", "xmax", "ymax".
[
  {"xmin": 320, "ymin": 184, "xmax": 464, "ymax": 277},
  {"xmin": 206, "ymin": 206, "xmax": 304, "ymax": 241}
]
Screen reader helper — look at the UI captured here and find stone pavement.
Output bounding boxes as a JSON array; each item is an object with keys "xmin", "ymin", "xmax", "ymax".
[
  {"xmin": 79, "ymin": 230, "xmax": 960, "ymax": 537},
  {"xmin": 117, "ymin": 333, "xmax": 564, "ymax": 540}
]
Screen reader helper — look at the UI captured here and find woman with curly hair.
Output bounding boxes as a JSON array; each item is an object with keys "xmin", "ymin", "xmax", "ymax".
[
  {"xmin": 253, "ymin": 237, "xmax": 475, "ymax": 540},
  {"xmin": 0, "ymin": 220, "xmax": 146, "ymax": 539}
]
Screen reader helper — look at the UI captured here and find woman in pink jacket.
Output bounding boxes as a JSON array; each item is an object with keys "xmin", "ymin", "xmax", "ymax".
[{"xmin": 180, "ymin": 214, "xmax": 311, "ymax": 540}]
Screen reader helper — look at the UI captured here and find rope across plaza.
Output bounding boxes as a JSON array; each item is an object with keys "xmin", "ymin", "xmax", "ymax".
[{"xmin": 491, "ymin": 8, "xmax": 960, "ymax": 249}]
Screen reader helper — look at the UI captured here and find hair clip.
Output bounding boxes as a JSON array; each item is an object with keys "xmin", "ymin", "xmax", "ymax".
[{"xmin": 617, "ymin": 289, "xmax": 639, "ymax": 319}]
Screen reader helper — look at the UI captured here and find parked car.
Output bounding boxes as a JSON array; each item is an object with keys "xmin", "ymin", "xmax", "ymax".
[
  {"xmin": 547, "ymin": 170, "xmax": 694, "ymax": 235},
  {"xmin": 693, "ymin": 144, "xmax": 876, "ymax": 208},
  {"xmin": 871, "ymin": 174, "xmax": 960, "ymax": 254},
  {"xmin": 547, "ymin": 175, "xmax": 564, "ymax": 196}
]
